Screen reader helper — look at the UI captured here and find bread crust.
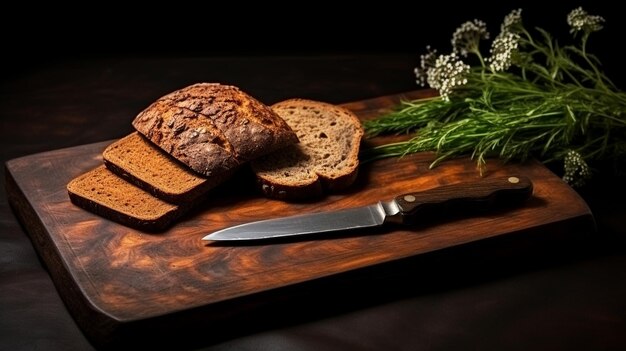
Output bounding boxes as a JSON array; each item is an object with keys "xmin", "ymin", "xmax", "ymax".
[{"xmin": 132, "ymin": 83, "xmax": 298, "ymax": 177}]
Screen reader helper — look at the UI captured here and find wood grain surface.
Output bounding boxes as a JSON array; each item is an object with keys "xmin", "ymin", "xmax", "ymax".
[{"xmin": 5, "ymin": 90, "xmax": 595, "ymax": 347}]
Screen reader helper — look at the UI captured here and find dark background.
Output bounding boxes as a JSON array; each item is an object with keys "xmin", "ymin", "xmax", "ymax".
[
  {"xmin": 2, "ymin": 2, "xmax": 626, "ymax": 350},
  {"xmin": 3, "ymin": 1, "xmax": 626, "ymax": 87}
]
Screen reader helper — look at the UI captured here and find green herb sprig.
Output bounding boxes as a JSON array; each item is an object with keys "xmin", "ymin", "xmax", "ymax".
[{"xmin": 363, "ymin": 8, "xmax": 626, "ymax": 187}]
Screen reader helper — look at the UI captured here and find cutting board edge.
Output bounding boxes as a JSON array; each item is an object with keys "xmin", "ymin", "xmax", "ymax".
[{"xmin": 5, "ymin": 163, "xmax": 127, "ymax": 342}]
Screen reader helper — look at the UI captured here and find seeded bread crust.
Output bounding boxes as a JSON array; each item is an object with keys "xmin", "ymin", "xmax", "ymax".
[
  {"xmin": 67, "ymin": 166, "xmax": 185, "ymax": 232},
  {"xmin": 132, "ymin": 83, "xmax": 298, "ymax": 177},
  {"xmin": 251, "ymin": 99, "xmax": 364, "ymax": 200},
  {"xmin": 102, "ymin": 132, "xmax": 232, "ymax": 204}
]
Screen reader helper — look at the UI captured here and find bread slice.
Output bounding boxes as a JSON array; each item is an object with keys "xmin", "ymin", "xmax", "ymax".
[
  {"xmin": 132, "ymin": 83, "xmax": 299, "ymax": 177},
  {"xmin": 67, "ymin": 165, "xmax": 184, "ymax": 232},
  {"xmin": 103, "ymin": 132, "xmax": 231, "ymax": 204},
  {"xmin": 251, "ymin": 99, "xmax": 364, "ymax": 200}
]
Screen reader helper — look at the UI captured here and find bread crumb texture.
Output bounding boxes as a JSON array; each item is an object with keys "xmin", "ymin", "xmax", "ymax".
[
  {"xmin": 103, "ymin": 132, "xmax": 207, "ymax": 195},
  {"xmin": 252, "ymin": 99, "xmax": 364, "ymax": 199},
  {"xmin": 67, "ymin": 166, "xmax": 178, "ymax": 221}
]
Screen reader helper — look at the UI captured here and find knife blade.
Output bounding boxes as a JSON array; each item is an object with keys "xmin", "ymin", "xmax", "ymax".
[{"xmin": 202, "ymin": 176, "xmax": 533, "ymax": 241}]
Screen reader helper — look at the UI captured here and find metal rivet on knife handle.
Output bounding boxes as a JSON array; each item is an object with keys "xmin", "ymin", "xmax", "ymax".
[{"xmin": 403, "ymin": 195, "xmax": 416, "ymax": 202}]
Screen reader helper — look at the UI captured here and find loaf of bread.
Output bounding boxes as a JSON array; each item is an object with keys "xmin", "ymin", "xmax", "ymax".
[
  {"xmin": 132, "ymin": 83, "xmax": 299, "ymax": 177},
  {"xmin": 67, "ymin": 166, "xmax": 185, "ymax": 231},
  {"xmin": 102, "ymin": 132, "xmax": 231, "ymax": 204},
  {"xmin": 251, "ymin": 99, "xmax": 364, "ymax": 200}
]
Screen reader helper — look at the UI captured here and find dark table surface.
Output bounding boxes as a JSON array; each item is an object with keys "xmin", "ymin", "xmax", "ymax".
[{"xmin": 2, "ymin": 53, "xmax": 626, "ymax": 350}]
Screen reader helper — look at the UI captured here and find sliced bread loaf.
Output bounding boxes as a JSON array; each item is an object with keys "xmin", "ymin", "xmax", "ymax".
[
  {"xmin": 103, "ymin": 132, "xmax": 231, "ymax": 204},
  {"xmin": 250, "ymin": 99, "xmax": 364, "ymax": 200},
  {"xmin": 132, "ymin": 83, "xmax": 299, "ymax": 177},
  {"xmin": 67, "ymin": 165, "xmax": 184, "ymax": 232}
]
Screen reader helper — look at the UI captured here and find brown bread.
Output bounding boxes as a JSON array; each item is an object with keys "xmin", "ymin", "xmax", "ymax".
[
  {"xmin": 132, "ymin": 83, "xmax": 299, "ymax": 177},
  {"xmin": 251, "ymin": 99, "xmax": 364, "ymax": 200},
  {"xmin": 102, "ymin": 132, "xmax": 231, "ymax": 204},
  {"xmin": 67, "ymin": 166, "xmax": 184, "ymax": 232}
]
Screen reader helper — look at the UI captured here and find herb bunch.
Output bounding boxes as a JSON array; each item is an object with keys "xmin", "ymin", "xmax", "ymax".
[{"xmin": 363, "ymin": 7, "xmax": 626, "ymax": 187}]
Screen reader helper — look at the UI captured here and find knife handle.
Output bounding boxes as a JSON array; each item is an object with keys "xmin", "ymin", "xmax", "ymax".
[{"xmin": 394, "ymin": 176, "xmax": 533, "ymax": 224}]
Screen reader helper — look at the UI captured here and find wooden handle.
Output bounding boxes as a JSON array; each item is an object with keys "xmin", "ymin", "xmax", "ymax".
[{"xmin": 394, "ymin": 176, "xmax": 533, "ymax": 224}]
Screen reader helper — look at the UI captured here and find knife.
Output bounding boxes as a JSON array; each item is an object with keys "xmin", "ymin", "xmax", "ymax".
[{"xmin": 202, "ymin": 176, "xmax": 533, "ymax": 242}]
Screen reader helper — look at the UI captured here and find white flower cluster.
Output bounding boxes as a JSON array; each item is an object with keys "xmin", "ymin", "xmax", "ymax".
[
  {"xmin": 413, "ymin": 7, "xmax": 606, "ymax": 100},
  {"xmin": 487, "ymin": 9, "xmax": 523, "ymax": 72},
  {"xmin": 414, "ymin": 46, "xmax": 438, "ymax": 87},
  {"xmin": 488, "ymin": 31, "xmax": 520, "ymax": 72},
  {"xmin": 451, "ymin": 19, "xmax": 490, "ymax": 57},
  {"xmin": 563, "ymin": 150, "xmax": 591, "ymax": 187},
  {"xmin": 567, "ymin": 7, "xmax": 604, "ymax": 34},
  {"xmin": 500, "ymin": 8, "xmax": 522, "ymax": 33},
  {"xmin": 426, "ymin": 53, "xmax": 470, "ymax": 101}
]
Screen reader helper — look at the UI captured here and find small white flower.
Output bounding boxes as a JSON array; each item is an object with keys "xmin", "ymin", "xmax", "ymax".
[
  {"xmin": 501, "ymin": 8, "xmax": 523, "ymax": 33},
  {"xmin": 451, "ymin": 19, "xmax": 490, "ymax": 57},
  {"xmin": 414, "ymin": 46, "xmax": 438, "ymax": 87},
  {"xmin": 562, "ymin": 150, "xmax": 591, "ymax": 187},
  {"xmin": 426, "ymin": 53, "xmax": 470, "ymax": 101},
  {"xmin": 567, "ymin": 7, "xmax": 604, "ymax": 34},
  {"xmin": 488, "ymin": 31, "xmax": 520, "ymax": 72}
]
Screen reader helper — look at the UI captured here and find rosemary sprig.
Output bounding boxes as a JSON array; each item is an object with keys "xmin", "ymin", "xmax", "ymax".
[{"xmin": 362, "ymin": 7, "xmax": 626, "ymax": 186}]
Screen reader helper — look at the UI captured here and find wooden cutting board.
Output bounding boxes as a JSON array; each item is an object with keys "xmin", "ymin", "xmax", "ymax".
[{"xmin": 6, "ymin": 90, "xmax": 595, "ymax": 347}]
